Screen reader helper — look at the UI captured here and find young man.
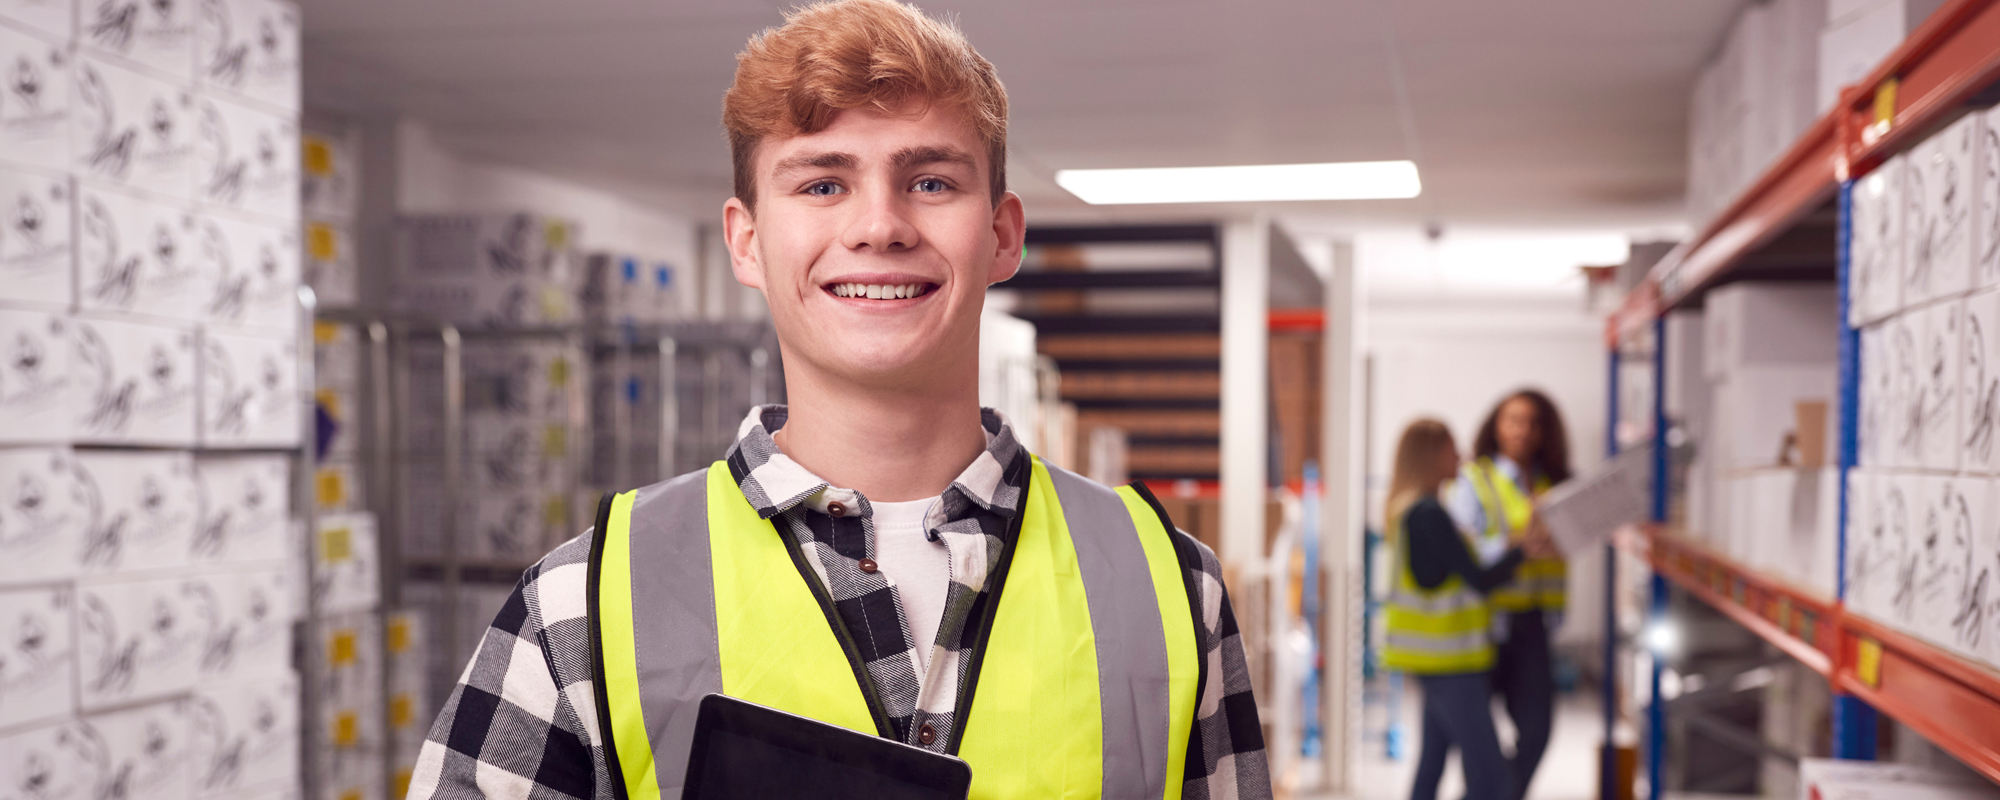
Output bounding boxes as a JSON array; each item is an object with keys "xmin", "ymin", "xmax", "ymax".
[{"xmin": 407, "ymin": 2, "xmax": 1270, "ymax": 798}]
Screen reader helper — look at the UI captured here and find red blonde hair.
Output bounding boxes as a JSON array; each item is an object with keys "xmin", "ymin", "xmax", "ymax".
[{"xmin": 723, "ymin": 0, "xmax": 1009, "ymax": 207}]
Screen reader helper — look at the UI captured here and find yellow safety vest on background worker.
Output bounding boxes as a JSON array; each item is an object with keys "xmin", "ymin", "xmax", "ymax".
[
  {"xmin": 1463, "ymin": 457, "xmax": 1566, "ymax": 613},
  {"xmin": 1383, "ymin": 513, "xmax": 1495, "ymax": 674},
  {"xmin": 588, "ymin": 457, "xmax": 1202, "ymax": 800}
]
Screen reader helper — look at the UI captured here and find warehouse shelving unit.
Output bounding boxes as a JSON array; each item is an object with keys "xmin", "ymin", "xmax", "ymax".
[{"xmin": 1604, "ymin": 1, "xmax": 2000, "ymax": 794}]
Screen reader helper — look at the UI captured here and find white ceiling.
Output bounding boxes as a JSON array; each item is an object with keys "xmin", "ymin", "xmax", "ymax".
[{"xmin": 299, "ymin": 0, "xmax": 1747, "ymax": 233}]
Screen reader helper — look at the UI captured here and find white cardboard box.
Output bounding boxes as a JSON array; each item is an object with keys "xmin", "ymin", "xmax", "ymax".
[
  {"xmin": 191, "ymin": 567, "xmax": 293, "ymax": 682},
  {"xmin": 0, "ymin": 586, "xmax": 74, "ymax": 730},
  {"xmin": 75, "ymin": 183, "xmax": 209, "ymax": 321},
  {"xmin": 187, "ymin": 672, "xmax": 299, "ymax": 797},
  {"xmin": 73, "ymin": 53, "xmax": 195, "ymax": 199},
  {"xmin": 0, "ymin": 23, "xmax": 71, "ymax": 172},
  {"xmin": 197, "ymin": 212, "xmax": 301, "ymax": 332},
  {"xmin": 1800, "ymin": 755, "xmax": 2000, "ymax": 799},
  {"xmin": 1978, "ymin": 106, "xmax": 2000, "ymax": 290},
  {"xmin": 1907, "ymin": 112, "xmax": 1980, "ymax": 305},
  {"xmin": 0, "ymin": 447, "xmax": 87, "ymax": 585},
  {"xmin": 1913, "ymin": 475, "xmax": 1990, "ymax": 657},
  {"xmin": 314, "ymin": 511, "xmax": 379, "ymax": 615},
  {"xmin": 72, "ymin": 449, "xmax": 199, "ymax": 575},
  {"xmin": 75, "ymin": 576, "xmax": 206, "ymax": 709},
  {"xmin": 1713, "ymin": 364, "xmax": 1838, "ymax": 470},
  {"xmin": 1962, "ymin": 290, "xmax": 2000, "ymax": 472},
  {"xmin": 0, "ymin": 308, "xmax": 76, "ymax": 444},
  {"xmin": 194, "ymin": 0, "xmax": 300, "ymax": 113},
  {"xmin": 1890, "ymin": 312, "xmax": 1926, "ymax": 468},
  {"xmin": 0, "ymin": 720, "xmax": 100, "ymax": 800},
  {"xmin": 0, "ymin": 166, "xmax": 72, "ymax": 308},
  {"xmin": 1703, "ymin": 282, "xmax": 1840, "ymax": 378},
  {"xmin": 1858, "ymin": 321, "xmax": 1894, "ymax": 467},
  {"xmin": 70, "ymin": 315, "xmax": 200, "ymax": 445},
  {"xmin": 317, "ymin": 609, "xmax": 383, "ymax": 755},
  {"xmin": 1852, "ymin": 155, "xmax": 1906, "ymax": 324},
  {"xmin": 0, "ymin": 0, "xmax": 73, "ymax": 39},
  {"xmin": 193, "ymin": 453, "xmax": 291, "ymax": 564},
  {"xmin": 87, "ymin": 699, "xmax": 194, "ymax": 800},
  {"xmin": 303, "ymin": 219, "xmax": 358, "ymax": 308},
  {"xmin": 78, "ymin": 0, "xmax": 196, "ymax": 81},
  {"xmin": 1845, "ymin": 469, "xmax": 1907, "ymax": 624},
  {"xmin": 1918, "ymin": 300, "xmax": 1966, "ymax": 471},
  {"xmin": 198, "ymin": 326, "xmax": 300, "ymax": 448},
  {"xmin": 192, "ymin": 92, "xmax": 299, "ymax": 221}
]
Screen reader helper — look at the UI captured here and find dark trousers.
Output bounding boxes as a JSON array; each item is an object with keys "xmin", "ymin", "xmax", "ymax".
[
  {"xmin": 1412, "ymin": 672, "xmax": 1512, "ymax": 800},
  {"xmin": 1491, "ymin": 610, "xmax": 1555, "ymax": 800}
]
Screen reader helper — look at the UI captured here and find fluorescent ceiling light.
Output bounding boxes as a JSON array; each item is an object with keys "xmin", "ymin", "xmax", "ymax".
[{"xmin": 1056, "ymin": 160, "xmax": 1421, "ymax": 205}]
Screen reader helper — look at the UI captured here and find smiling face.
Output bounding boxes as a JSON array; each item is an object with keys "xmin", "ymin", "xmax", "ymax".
[{"xmin": 724, "ymin": 103, "xmax": 1024, "ymax": 389}]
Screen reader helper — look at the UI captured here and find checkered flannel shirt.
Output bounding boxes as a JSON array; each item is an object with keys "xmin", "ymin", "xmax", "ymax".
[{"xmin": 408, "ymin": 405, "xmax": 1271, "ymax": 800}]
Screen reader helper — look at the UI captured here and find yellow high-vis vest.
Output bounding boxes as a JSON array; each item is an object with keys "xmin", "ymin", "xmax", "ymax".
[
  {"xmin": 588, "ymin": 457, "xmax": 1203, "ymax": 799},
  {"xmin": 1382, "ymin": 507, "xmax": 1494, "ymax": 674},
  {"xmin": 1462, "ymin": 458, "xmax": 1566, "ymax": 613}
]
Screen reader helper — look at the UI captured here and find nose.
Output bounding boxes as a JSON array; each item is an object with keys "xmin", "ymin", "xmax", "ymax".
[{"xmin": 840, "ymin": 184, "xmax": 920, "ymax": 254}]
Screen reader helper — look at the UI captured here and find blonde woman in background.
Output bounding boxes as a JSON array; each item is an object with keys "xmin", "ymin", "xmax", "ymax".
[{"xmin": 1384, "ymin": 419, "xmax": 1552, "ymax": 800}]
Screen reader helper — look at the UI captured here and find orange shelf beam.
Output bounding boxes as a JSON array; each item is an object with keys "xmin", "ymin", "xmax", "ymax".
[{"xmin": 1636, "ymin": 530, "xmax": 1837, "ymax": 676}]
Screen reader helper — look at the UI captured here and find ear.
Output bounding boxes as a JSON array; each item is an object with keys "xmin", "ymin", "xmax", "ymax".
[
  {"xmin": 986, "ymin": 191, "xmax": 1026, "ymax": 285},
  {"xmin": 723, "ymin": 197, "xmax": 763, "ymax": 290}
]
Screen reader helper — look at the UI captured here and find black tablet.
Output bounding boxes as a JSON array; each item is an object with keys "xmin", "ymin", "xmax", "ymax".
[{"xmin": 681, "ymin": 694, "xmax": 973, "ymax": 800}]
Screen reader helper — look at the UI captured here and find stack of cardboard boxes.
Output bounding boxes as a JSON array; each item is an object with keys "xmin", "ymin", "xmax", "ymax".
[
  {"xmin": 1675, "ymin": 282, "xmax": 1842, "ymax": 598},
  {"xmin": 1847, "ymin": 106, "xmax": 2000, "ymax": 670},
  {"xmin": 1687, "ymin": 0, "xmax": 1949, "ymax": 230},
  {"xmin": 0, "ymin": 2, "xmax": 305, "ymax": 798}
]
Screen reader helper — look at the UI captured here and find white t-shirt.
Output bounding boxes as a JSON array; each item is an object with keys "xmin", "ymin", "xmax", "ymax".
[{"xmin": 870, "ymin": 497, "xmax": 952, "ymax": 673}]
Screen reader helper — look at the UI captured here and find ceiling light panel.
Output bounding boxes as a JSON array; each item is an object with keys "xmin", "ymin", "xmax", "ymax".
[{"xmin": 1055, "ymin": 160, "xmax": 1422, "ymax": 204}]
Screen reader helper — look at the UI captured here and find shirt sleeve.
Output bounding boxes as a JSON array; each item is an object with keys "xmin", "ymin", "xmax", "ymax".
[
  {"xmin": 405, "ymin": 532, "xmax": 610, "ymax": 800},
  {"xmin": 1179, "ymin": 531, "xmax": 1275, "ymax": 800},
  {"xmin": 1445, "ymin": 471, "xmax": 1510, "ymax": 567},
  {"xmin": 1405, "ymin": 498, "xmax": 1524, "ymax": 594}
]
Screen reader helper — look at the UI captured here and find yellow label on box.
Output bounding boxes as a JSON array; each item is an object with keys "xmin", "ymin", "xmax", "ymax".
[
  {"xmin": 1857, "ymin": 638, "xmax": 1883, "ymax": 687},
  {"xmin": 331, "ymin": 628, "xmax": 358, "ymax": 665},
  {"xmin": 341, "ymin": 790, "xmax": 363, "ymax": 800},
  {"xmin": 544, "ymin": 496, "xmax": 569, "ymax": 528},
  {"xmin": 540, "ymin": 287, "xmax": 570, "ymax": 321},
  {"xmin": 308, "ymin": 222, "xmax": 340, "ymax": 261},
  {"xmin": 544, "ymin": 220, "xmax": 570, "ymax": 249},
  {"xmin": 542, "ymin": 425, "xmax": 567, "ymax": 457},
  {"xmin": 303, "ymin": 135, "xmax": 335, "ymax": 177},
  {"xmin": 316, "ymin": 468, "xmax": 348, "ymax": 509},
  {"xmin": 548, "ymin": 357, "xmax": 569, "ymax": 387},
  {"xmin": 314, "ymin": 320, "xmax": 342, "ymax": 344},
  {"xmin": 394, "ymin": 768, "xmax": 413, "ymax": 799},
  {"xmin": 335, "ymin": 709, "xmax": 359, "ymax": 745},
  {"xmin": 391, "ymin": 693, "xmax": 414, "ymax": 728},
  {"xmin": 388, "ymin": 616, "xmax": 411, "ymax": 654},
  {"xmin": 320, "ymin": 525, "xmax": 353, "ymax": 562}
]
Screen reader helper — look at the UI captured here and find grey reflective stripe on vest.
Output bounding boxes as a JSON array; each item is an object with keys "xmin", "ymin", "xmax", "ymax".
[
  {"xmin": 1044, "ymin": 465, "xmax": 1172, "ymax": 798},
  {"xmin": 1384, "ymin": 629, "xmax": 1491, "ymax": 654},
  {"xmin": 623, "ymin": 468, "xmax": 721, "ymax": 798}
]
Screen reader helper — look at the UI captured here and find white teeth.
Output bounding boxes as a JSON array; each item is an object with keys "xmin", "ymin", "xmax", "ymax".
[{"xmin": 831, "ymin": 282, "xmax": 927, "ymax": 299}]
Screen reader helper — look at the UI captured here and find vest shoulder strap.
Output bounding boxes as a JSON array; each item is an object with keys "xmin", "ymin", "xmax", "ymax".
[{"xmin": 1122, "ymin": 480, "xmax": 1210, "ymax": 714}]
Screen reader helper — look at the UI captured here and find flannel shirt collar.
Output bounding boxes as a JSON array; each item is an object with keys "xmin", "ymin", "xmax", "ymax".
[{"xmin": 724, "ymin": 404, "xmax": 1027, "ymax": 523}]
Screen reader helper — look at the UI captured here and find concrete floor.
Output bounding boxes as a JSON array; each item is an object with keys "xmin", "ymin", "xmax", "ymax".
[{"xmin": 1299, "ymin": 680, "xmax": 1615, "ymax": 800}]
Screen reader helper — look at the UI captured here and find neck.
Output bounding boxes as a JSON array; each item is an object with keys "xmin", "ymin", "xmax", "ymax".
[{"xmin": 771, "ymin": 355, "xmax": 988, "ymax": 503}]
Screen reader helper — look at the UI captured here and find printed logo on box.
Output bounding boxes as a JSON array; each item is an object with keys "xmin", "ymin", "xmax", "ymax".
[
  {"xmin": 0, "ymin": 172, "xmax": 72, "ymax": 305},
  {"xmin": 83, "ymin": 0, "xmax": 197, "ymax": 79},
  {"xmin": 0, "ymin": 27, "xmax": 71, "ymax": 168},
  {"xmin": 71, "ymin": 318, "xmax": 198, "ymax": 444},
  {"xmin": 75, "ymin": 56, "xmax": 194, "ymax": 196},
  {"xmin": 0, "ymin": 311, "xmax": 73, "ymax": 431}
]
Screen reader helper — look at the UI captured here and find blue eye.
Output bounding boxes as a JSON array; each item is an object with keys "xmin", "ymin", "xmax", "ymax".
[
  {"xmin": 914, "ymin": 178, "xmax": 948, "ymax": 194},
  {"xmin": 805, "ymin": 181, "xmax": 844, "ymax": 197}
]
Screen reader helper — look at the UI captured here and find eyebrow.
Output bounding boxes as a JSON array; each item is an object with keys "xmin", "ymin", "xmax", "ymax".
[
  {"xmin": 892, "ymin": 145, "xmax": 976, "ymax": 171},
  {"xmin": 770, "ymin": 150, "xmax": 858, "ymax": 178}
]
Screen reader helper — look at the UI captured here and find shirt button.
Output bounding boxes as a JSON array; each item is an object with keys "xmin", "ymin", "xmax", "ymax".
[
  {"xmin": 918, "ymin": 724, "xmax": 936, "ymax": 745},
  {"xmin": 858, "ymin": 558, "xmax": 878, "ymax": 574},
  {"xmin": 826, "ymin": 501, "xmax": 846, "ymax": 517}
]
